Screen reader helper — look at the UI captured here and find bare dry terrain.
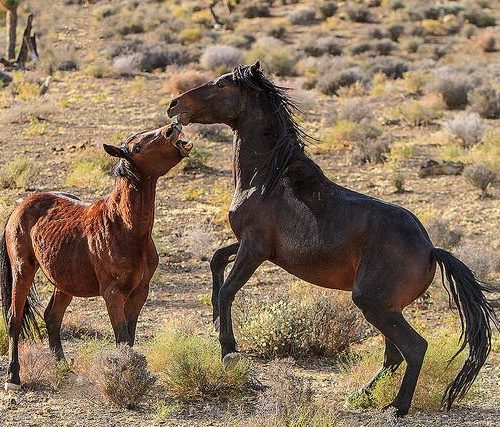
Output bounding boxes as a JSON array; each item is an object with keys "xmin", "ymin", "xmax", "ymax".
[{"xmin": 0, "ymin": 1, "xmax": 499, "ymax": 426}]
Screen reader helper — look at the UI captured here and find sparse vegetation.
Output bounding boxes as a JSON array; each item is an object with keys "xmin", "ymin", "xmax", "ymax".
[
  {"xmin": 444, "ymin": 113, "xmax": 485, "ymax": 148},
  {"xmin": 236, "ymin": 287, "xmax": 363, "ymax": 359},
  {"xmin": 200, "ymin": 45, "xmax": 244, "ymax": 72},
  {"xmin": 469, "ymin": 86, "xmax": 500, "ymax": 119},
  {"xmin": 65, "ymin": 149, "xmax": 114, "ymax": 192},
  {"xmin": 0, "ymin": 157, "xmax": 39, "ymax": 190},
  {"xmin": 463, "ymin": 163, "xmax": 496, "ymax": 198},
  {"xmin": 146, "ymin": 323, "xmax": 253, "ymax": 400},
  {"xmin": 247, "ymin": 37, "xmax": 295, "ymax": 76},
  {"xmin": 94, "ymin": 345, "xmax": 156, "ymax": 409}
]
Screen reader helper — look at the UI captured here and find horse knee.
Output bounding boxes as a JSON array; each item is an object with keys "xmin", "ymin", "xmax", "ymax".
[{"xmin": 210, "ymin": 249, "xmax": 228, "ymax": 273}]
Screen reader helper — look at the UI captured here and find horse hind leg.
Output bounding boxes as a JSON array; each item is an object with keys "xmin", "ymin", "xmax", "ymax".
[
  {"xmin": 5, "ymin": 258, "xmax": 39, "ymax": 390},
  {"xmin": 357, "ymin": 338, "xmax": 404, "ymax": 396},
  {"xmin": 353, "ymin": 292, "xmax": 427, "ymax": 416},
  {"xmin": 44, "ymin": 289, "xmax": 72, "ymax": 362}
]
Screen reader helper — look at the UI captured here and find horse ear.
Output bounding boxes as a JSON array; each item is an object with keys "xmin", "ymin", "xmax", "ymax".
[
  {"xmin": 250, "ymin": 61, "xmax": 261, "ymax": 75},
  {"xmin": 103, "ymin": 144, "xmax": 128, "ymax": 159}
]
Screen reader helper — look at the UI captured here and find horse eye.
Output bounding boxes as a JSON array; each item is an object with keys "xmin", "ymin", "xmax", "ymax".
[
  {"xmin": 216, "ymin": 80, "xmax": 226, "ymax": 89},
  {"xmin": 133, "ymin": 145, "xmax": 141, "ymax": 153}
]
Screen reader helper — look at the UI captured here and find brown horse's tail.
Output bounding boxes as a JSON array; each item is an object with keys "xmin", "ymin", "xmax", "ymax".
[
  {"xmin": 0, "ymin": 231, "xmax": 41, "ymax": 340},
  {"xmin": 433, "ymin": 247, "xmax": 499, "ymax": 411}
]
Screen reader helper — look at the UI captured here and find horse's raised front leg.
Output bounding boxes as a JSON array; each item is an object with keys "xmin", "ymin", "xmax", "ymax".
[
  {"xmin": 124, "ymin": 284, "xmax": 149, "ymax": 347},
  {"xmin": 210, "ymin": 242, "xmax": 239, "ymax": 328},
  {"xmin": 218, "ymin": 241, "xmax": 266, "ymax": 370},
  {"xmin": 44, "ymin": 289, "xmax": 73, "ymax": 362},
  {"xmin": 102, "ymin": 287, "xmax": 130, "ymax": 346}
]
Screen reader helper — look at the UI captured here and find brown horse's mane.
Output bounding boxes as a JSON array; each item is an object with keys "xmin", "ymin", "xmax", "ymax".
[
  {"xmin": 110, "ymin": 129, "xmax": 151, "ymax": 190},
  {"xmin": 232, "ymin": 64, "xmax": 319, "ymax": 195}
]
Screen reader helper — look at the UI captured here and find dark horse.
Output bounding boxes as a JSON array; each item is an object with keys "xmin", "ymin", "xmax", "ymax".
[
  {"xmin": 168, "ymin": 62, "xmax": 498, "ymax": 416},
  {"xmin": 0, "ymin": 123, "xmax": 192, "ymax": 391}
]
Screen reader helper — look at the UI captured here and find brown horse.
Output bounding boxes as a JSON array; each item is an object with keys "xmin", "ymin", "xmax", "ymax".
[
  {"xmin": 0, "ymin": 122, "xmax": 192, "ymax": 391},
  {"xmin": 168, "ymin": 62, "xmax": 499, "ymax": 416}
]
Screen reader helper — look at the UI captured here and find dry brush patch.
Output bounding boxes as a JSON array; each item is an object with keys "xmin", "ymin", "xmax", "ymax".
[{"xmin": 146, "ymin": 322, "xmax": 254, "ymax": 401}]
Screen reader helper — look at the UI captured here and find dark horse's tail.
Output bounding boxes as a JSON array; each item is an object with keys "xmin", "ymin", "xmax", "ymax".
[
  {"xmin": 433, "ymin": 247, "xmax": 499, "ymax": 410},
  {"xmin": 0, "ymin": 231, "xmax": 41, "ymax": 340}
]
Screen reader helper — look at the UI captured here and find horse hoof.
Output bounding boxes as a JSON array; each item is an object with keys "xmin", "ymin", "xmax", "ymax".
[
  {"xmin": 4, "ymin": 382, "xmax": 21, "ymax": 392},
  {"xmin": 222, "ymin": 352, "xmax": 241, "ymax": 371},
  {"xmin": 213, "ymin": 317, "xmax": 220, "ymax": 332},
  {"xmin": 383, "ymin": 404, "xmax": 407, "ymax": 418}
]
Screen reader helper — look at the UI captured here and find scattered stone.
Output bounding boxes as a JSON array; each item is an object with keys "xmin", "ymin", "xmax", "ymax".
[{"xmin": 418, "ymin": 159, "xmax": 465, "ymax": 178}]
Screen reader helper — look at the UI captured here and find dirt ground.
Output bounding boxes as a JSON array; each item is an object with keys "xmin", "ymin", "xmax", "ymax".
[{"xmin": 0, "ymin": 1, "xmax": 499, "ymax": 426}]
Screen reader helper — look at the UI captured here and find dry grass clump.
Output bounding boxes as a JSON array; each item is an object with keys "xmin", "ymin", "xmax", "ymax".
[
  {"xmin": 443, "ymin": 112, "xmax": 485, "ymax": 148},
  {"xmin": 420, "ymin": 214, "xmax": 462, "ymax": 249},
  {"xmin": 65, "ymin": 149, "xmax": 114, "ymax": 192},
  {"xmin": 0, "ymin": 158, "xmax": 40, "ymax": 190},
  {"xmin": 0, "ymin": 320, "xmax": 8, "ymax": 355},
  {"xmin": 392, "ymin": 101, "xmax": 441, "ymax": 126},
  {"xmin": 112, "ymin": 54, "xmax": 141, "ymax": 77},
  {"xmin": 239, "ymin": 359, "xmax": 338, "ymax": 427},
  {"xmin": 469, "ymin": 86, "xmax": 500, "ymax": 119},
  {"xmin": 454, "ymin": 242, "xmax": 500, "ymax": 281},
  {"xmin": 477, "ymin": 31, "xmax": 497, "ymax": 52},
  {"xmin": 465, "ymin": 9, "xmax": 496, "ymax": 28},
  {"xmin": 338, "ymin": 98, "xmax": 373, "ymax": 123},
  {"xmin": 317, "ymin": 67, "xmax": 367, "ymax": 95},
  {"xmin": 319, "ymin": 2, "xmax": 338, "ymax": 19},
  {"xmin": 200, "ymin": 45, "xmax": 244, "ymax": 72},
  {"xmin": 303, "ymin": 36, "xmax": 342, "ymax": 57},
  {"xmin": 342, "ymin": 324, "xmax": 467, "ymax": 411},
  {"xmin": 288, "ymin": 7, "xmax": 316, "ymax": 25},
  {"xmin": 368, "ymin": 57, "xmax": 408, "ymax": 79},
  {"xmin": 247, "ymin": 37, "xmax": 295, "ymax": 76},
  {"xmin": 236, "ymin": 287, "xmax": 363, "ymax": 359},
  {"xmin": 41, "ymin": 45, "xmax": 79, "ymax": 74},
  {"xmin": 347, "ymin": 5, "xmax": 372, "ymax": 23},
  {"xmin": 242, "ymin": 2, "xmax": 271, "ymax": 19},
  {"xmin": 432, "ymin": 75, "xmax": 471, "ymax": 110},
  {"xmin": 146, "ymin": 324, "xmax": 253, "ymax": 400},
  {"xmin": 0, "ymin": 100, "xmax": 56, "ymax": 124},
  {"xmin": 19, "ymin": 343, "xmax": 69, "ymax": 391},
  {"xmin": 94, "ymin": 345, "xmax": 156, "ymax": 409},
  {"xmin": 183, "ymin": 222, "xmax": 215, "ymax": 260},
  {"xmin": 164, "ymin": 69, "xmax": 210, "ymax": 94},
  {"xmin": 463, "ymin": 163, "xmax": 496, "ymax": 198},
  {"xmin": 321, "ymin": 120, "xmax": 382, "ymax": 151},
  {"xmin": 373, "ymin": 39, "xmax": 396, "ymax": 56}
]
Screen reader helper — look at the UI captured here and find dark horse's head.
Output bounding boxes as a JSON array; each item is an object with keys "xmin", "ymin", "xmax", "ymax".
[{"xmin": 167, "ymin": 62, "xmax": 314, "ymax": 194}]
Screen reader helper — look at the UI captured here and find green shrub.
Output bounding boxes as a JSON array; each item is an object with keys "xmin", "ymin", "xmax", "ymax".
[
  {"xmin": 392, "ymin": 101, "xmax": 441, "ymax": 126},
  {"xmin": 0, "ymin": 158, "xmax": 40, "ymax": 190},
  {"xmin": 146, "ymin": 325, "xmax": 253, "ymax": 400},
  {"xmin": 247, "ymin": 37, "xmax": 295, "ymax": 76},
  {"xmin": 236, "ymin": 288, "xmax": 363, "ymax": 359}
]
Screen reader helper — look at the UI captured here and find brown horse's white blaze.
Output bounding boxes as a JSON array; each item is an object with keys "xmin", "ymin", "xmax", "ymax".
[
  {"xmin": 0, "ymin": 122, "xmax": 192, "ymax": 391},
  {"xmin": 168, "ymin": 62, "xmax": 499, "ymax": 416}
]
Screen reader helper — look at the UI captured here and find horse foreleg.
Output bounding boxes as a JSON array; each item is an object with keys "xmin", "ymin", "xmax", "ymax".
[
  {"xmin": 44, "ymin": 289, "xmax": 72, "ymax": 362},
  {"xmin": 210, "ymin": 242, "xmax": 239, "ymax": 327},
  {"xmin": 124, "ymin": 284, "xmax": 149, "ymax": 347},
  {"xmin": 218, "ymin": 241, "xmax": 266, "ymax": 370},
  {"xmin": 102, "ymin": 287, "xmax": 130, "ymax": 346}
]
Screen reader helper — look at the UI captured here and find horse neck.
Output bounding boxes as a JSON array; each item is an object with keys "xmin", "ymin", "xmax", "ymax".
[
  {"xmin": 232, "ymin": 101, "xmax": 281, "ymax": 189},
  {"xmin": 106, "ymin": 176, "xmax": 158, "ymax": 237}
]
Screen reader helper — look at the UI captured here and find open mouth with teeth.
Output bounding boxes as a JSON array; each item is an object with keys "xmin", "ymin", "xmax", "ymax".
[{"xmin": 162, "ymin": 119, "xmax": 193, "ymax": 157}]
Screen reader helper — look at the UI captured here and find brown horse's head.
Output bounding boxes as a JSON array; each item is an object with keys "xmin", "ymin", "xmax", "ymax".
[
  {"xmin": 167, "ymin": 62, "xmax": 262, "ymax": 128},
  {"xmin": 103, "ymin": 122, "xmax": 192, "ymax": 179}
]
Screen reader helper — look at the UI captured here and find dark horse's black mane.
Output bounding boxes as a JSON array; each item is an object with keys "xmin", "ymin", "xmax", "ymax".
[{"xmin": 232, "ymin": 65, "xmax": 319, "ymax": 195}]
